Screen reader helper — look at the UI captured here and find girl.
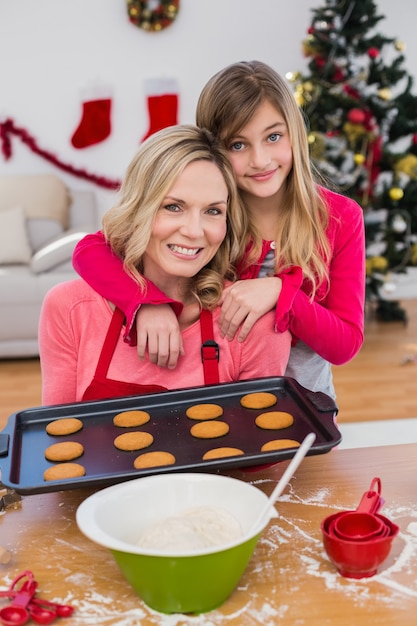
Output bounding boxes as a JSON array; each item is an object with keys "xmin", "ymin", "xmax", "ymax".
[
  {"xmin": 39, "ymin": 125, "xmax": 290, "ymax": 404},
  {"xmin": 72, "ymin": 61, "xmax": 365, "ymax": 400}
]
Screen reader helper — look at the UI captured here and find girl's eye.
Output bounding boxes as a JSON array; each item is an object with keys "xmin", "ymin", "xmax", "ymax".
[
  {"xmin": 268, "ymin": 133, "xmax": 281, "ymax": 143},
  {"xmin": 230, "ymin": 141, "xmax": 244, "ymax": 152}
]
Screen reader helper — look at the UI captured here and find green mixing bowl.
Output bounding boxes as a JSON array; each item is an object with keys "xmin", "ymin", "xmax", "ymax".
[{"xmin": 76, "ymin": 473, "xmax": 276, "ymax": 614}]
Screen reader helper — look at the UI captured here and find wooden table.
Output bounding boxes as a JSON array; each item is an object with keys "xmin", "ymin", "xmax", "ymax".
[{"xmin": 1, "ymin": 444, "xmax": 416, "ymax": 625}]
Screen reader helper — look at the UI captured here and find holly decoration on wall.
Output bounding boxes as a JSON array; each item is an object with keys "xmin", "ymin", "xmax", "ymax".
[{"xmin": 126, "ymin": 0, "xmax": 180, "ymax": 32}]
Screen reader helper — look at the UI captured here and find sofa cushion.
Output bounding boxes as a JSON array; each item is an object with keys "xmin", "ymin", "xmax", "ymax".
[
  {"xmin": 27, "ymin": 218, "xmax": 64, "ymax": 252},
  {"xmin": 0, "ymin": 205, "xmax": 32, "ymax": 264},
  {"xmin": 0, "ymin": 174, "xmax": 71, "ymax": 228},
  {"xmin": 31, "ymin": 228, "xmax": 91, "ymax": 274}
]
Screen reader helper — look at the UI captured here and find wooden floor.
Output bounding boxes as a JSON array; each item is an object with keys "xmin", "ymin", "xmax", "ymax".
[{"xmin": 0, "ymin": 299, "xmax": 416, "ymax": 429}]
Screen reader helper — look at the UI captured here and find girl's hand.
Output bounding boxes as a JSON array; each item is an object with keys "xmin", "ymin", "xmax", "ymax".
[
  {"xmin": 219, "ymin": 277, "xmax": 282, "ymax": 342},
  {"xmin": 136, "ymin": 304, "xmax": 184, "ymax": 369}
]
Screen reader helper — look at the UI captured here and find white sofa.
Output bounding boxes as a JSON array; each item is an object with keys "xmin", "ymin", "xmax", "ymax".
[{"xmin": 0, "ymin": 174, "xmax": 98, "ymax": 358}]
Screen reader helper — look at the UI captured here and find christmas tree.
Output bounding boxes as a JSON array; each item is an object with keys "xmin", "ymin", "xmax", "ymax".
[{"xmin": 288, "ymin": 0, "xmax": 417, "ymax": 321}]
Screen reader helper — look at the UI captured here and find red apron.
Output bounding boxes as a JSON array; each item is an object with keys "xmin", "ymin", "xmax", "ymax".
[{"xmin": 82, "ymin": 307, "xmax": 220, "ymax": 401}]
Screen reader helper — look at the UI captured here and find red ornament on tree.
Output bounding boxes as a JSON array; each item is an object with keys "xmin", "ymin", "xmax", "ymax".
[
  {"xmin": 367, "ymin": 47, "xmax": 380, "ymax": 59},
  {"xmin": 347, "ymin": 108, "xmax": 366, "ymax": 124}
]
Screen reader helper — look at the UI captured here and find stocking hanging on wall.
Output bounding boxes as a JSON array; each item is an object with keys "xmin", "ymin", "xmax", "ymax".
[
  {"xmin": 71, "ymin": 84, "xmax": 113, "ymax": 149},
  {"xmin": 141, "ymin": 77, "xmax": 179, "ymax": 142}
]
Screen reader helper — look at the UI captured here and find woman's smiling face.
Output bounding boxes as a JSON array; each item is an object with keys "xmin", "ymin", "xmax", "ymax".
[{"xmin": 143, "ymin": 160, "xmax": 228, "ymax": 289}]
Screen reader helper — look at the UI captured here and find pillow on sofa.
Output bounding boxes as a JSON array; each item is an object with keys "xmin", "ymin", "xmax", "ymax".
[
  {"xmin": 27, "ymin": 218, "xmax": 64, "ymax": 253},
  {"xmin": 31, "ymin": 228, "xmax": 90, "ymax": 274},
  {"xmin": 0, "ymin": 205, "xmax": 32, "ymax": 264}
]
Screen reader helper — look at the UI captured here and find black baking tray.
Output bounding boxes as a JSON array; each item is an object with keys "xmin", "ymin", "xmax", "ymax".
[{"xmin": 0, "ymin": 376, "xmax": 340, "ymax": 494}]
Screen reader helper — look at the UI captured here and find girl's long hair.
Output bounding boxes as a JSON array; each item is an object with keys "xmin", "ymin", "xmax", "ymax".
[
  {"xmin": 196, "ymin": 60, "xmax": 331, "ymax": 296},
  {"xmin": 102, "ymin": 125, "xmax": 248, "ymax": 309}
]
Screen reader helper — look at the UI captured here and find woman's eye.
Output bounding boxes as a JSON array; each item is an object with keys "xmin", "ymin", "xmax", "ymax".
[
  {"xmin": 206, "ymin": 207, "xmax": 224, "ymax": 216},
  {"xmin": 164, "ymin": 203, "xmax": 181, "ymax": 212},
  {"xmin": 230, "ymin": 141, "xmax": 244, "ymax": 152}
]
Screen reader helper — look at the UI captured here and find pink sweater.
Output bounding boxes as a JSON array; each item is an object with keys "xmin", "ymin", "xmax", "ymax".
[
  {"xmin": 73, "ymin": 186, "xmax": 365, "ymax": 367},
  {"xmin": 38, "ymin": 280, "xmax": 291, "ymax": 405}
]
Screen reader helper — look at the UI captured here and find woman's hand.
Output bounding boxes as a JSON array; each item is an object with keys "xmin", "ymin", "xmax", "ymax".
[
  {"xmin": 219, "ymin": 277, "xmax": 282, "ymax": 341},
  {"xmin": 136, "ymin": 304, "xmax": 183, "ymax": 368}
]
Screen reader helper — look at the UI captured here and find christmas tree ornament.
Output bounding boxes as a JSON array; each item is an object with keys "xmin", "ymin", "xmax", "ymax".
[
  {"xmin": 377, "ymin": 87, "xmax": 392, "ymax": 101},
  {"xmin": 126, "ymin": 0, "xmax": 179, "ymax": 32},
  {"xmin": 71, "ymin": 84, "xmax": 112, "ymax": 150},
  {"xmin": 395, "ymin": 40, "xmax": 406, "ymax": 52},
  {"xmin": 391, "ymin": 214, "xmax": 408, "ymax": 233},
  {"xmin": 367, "ymin": 47, "xmax": 380, "ymax": 59},
  {"xmin": 347, "ymin": 108, "xmax": 366, "ymax": 124},
  {"xmin": 388, "ymin": 187, "xmax": 404, "ymax": 201},
  {"xmin": 354, "ymin": 153, "xmax": 366, "ymax": 165},
  {"xmin": 394, "ymin": 154, "xmax": 417, "ymax": 180},
  {"xmin": 141, "ymin": 77, "xmax": 178, "ymax": 142}
]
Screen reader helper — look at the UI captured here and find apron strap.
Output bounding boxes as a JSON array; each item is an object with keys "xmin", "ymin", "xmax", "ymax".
[
  {"xmin": 200, "ymin": 308, "xmax": 220, "ymax": 385},
  {"xmin": 94, "ymin": 307, "xmax": 125, "ymax": 379}
]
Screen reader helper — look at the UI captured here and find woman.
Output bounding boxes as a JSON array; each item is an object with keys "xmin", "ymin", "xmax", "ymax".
[
  {"xmin": 72, "ymin": 61, "xmax": 365, "ymax": 400},
  {"xmin": 39, "ymin": 125, "xmax": 291, "ymax": 404}
]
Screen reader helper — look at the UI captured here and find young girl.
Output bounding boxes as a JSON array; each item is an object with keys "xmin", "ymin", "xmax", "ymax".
[
  {"xmin": 39, "ymin": 125, "xmax": 291, "ymax": 405},
  {"xmin": 72, "ymin": 61, "xmax": 365, "ymax": 400}
]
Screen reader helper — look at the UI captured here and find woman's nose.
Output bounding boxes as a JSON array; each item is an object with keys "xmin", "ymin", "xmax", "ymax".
[{"xmin": 179, "ymin": 212, "xmax": 204, "ymax": 238}]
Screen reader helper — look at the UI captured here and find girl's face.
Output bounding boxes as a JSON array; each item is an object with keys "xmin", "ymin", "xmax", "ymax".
[
  {"xmin": 226, "ymin": 99, "xmax": 293, "ymax": 204},
  {"xmin": 143, "ymin": 160, "xmax": 228, "ymax": 291}
]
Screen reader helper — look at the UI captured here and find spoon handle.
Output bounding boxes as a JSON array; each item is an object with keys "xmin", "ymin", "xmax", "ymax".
[{"xmin": 252, "ymin": 432, "xmax": 316, "ymax": 531}]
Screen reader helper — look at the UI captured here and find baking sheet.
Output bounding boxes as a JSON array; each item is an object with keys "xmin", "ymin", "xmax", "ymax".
[{"xmin": 0, "ymin": 376, "xmax": 340, "ymax": 494}]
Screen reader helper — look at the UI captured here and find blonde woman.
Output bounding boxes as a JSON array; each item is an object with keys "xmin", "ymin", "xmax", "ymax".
[
  {"xmin": 72, "ymin": 61, "xmax": 365, "ymax": 400},
  {"xmin": 39, "ymin": 125, "xmax": 290, "ymax": 404}
]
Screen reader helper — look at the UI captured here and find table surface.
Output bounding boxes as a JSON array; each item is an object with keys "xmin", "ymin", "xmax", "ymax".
[{"xmin": 1, "ymin": 443, "xmax": 417, "ymax": 626}]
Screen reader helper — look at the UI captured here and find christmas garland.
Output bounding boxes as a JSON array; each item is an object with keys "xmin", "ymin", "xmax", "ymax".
[
  {"xmin": 0, "ymin": 118, "xmax": 121, "ymax": 190},
  {"xmin": 126, "ymin": 0, "xmax": 179, "ymax": 32}
]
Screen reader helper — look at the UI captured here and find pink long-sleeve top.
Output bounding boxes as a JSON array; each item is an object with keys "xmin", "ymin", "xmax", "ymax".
[
  {"xmin": 72, "ymin": 186, "xmax": 365, "ymax": 370},
  {"xmin": 38, "ymin": 280, "xmax": 291, "ymax": 405}
]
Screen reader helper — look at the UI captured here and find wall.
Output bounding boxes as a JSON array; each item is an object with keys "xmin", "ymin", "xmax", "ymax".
[{"xmin": 0, "ymin": 0, "xmax": 416, "ymax": 220}]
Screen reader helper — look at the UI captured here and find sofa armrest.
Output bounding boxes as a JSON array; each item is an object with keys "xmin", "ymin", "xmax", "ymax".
[{"xmin": 31, "ymin": 228, "xmax": 91, "ymax": 274}]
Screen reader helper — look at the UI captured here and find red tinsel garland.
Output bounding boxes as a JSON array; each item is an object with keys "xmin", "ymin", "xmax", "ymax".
[{"xmin": 0, "ymin": 118, "xmax": 121, "ymax": 190}]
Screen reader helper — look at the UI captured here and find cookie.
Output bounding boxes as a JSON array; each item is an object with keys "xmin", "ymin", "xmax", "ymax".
[
  {"xmin": 113, "ymin": 410, "xmax": 151, "ymax": 428},
  {"xmin": 255, "ymin": 411, "xmax": 294, "ymax": 430},
  {"xmin": 114, "ymin": 431, "xmax": 154, "ymax": 451},
  {"xmin": 133, "ymin": 451, "xmax": 176, "ymax": 469},
  {"xmin": 261, "ymin": 439, "xmax": 300, "ymax": 451},
  {"xmin": 43, "ymin": 462, "xmax": 86, "ymax": 481},
  {"xmin": 240, "ymin": 392, "xmax": 277, "ymax": 409},
  {"xmin": 202, "ymin": 447, "xmax": 244, "ymax": 460},
  {"xmin": 45, "ymin": 417, "xmax": 83, "ymax": 436},
  {"xmin": 186, "ymin": 403, "xmax": 224, "ymax": 420},
  {"xmin": 44, "ymin": 441, "xmax": 84, "ymax": 462},
  {"xmin": 190, "ymin": 421, "xmax": 229, "ymax": 439}
]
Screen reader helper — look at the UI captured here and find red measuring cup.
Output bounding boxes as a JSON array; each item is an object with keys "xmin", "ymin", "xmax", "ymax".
[{"xmin": 328, "ymin": 477, "xmax": 389, "ymax": 541}]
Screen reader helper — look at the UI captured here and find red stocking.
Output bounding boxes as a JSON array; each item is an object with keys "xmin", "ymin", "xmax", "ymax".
[
  {"xmin": 71, "ymin": 86, "xmax": 112, "ymax": 149},
  {"xmin": 141, "ymin": 78, "xmax": 179, "ymax": 142}
]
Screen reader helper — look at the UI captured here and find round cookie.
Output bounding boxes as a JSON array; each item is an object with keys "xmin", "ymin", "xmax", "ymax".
[
  {"xmin": 44, "ymin": 441, "xmax": 84, "ymax": 462},
  {"xmin": 133, "ymin": 451, "xmax": 176, "ymax": 469},
  {"xmin": 46, "ymin": 417, "xmax": 83, "ymax": 436},
  {"xmin": 255, "ymin": 411, "xmax": 294, "ymax": 430},
  {"xmin": 113, "ymin": 410, "xmax": 151, "ymax": 428},
  {"xmin": 202, "ymin": 447, "xmax": 244, "ymax": 460},
  {"xmin": 190, "ymin": 420, "xmax": 229, "ymax": 439},
  {"xmin": 240, "ymin": 392, "xmax": 277, "ymax": 409},
  {"xmin": 114, "ymin": 431, "xmax": 154, "ymax": 451},
  {"xmin": 44, "ymin": 462, "xmax": 86, "ymax": 481},
  {"xmin": 186, "ymin": 403, "xmax": 224, "ymax": 420},
  {"xmin": 261, "ymin": 439, "xmax": 300, "ymax": 451}
]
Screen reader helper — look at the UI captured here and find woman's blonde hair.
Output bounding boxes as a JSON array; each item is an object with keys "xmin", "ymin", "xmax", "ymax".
[
  {"xmin": 103, "ymin": 125, "xmax": 248, "ymax": 309},
  {"xmin": 196, "ymin": 60, "xmax": 331, "ymax": 295}
]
